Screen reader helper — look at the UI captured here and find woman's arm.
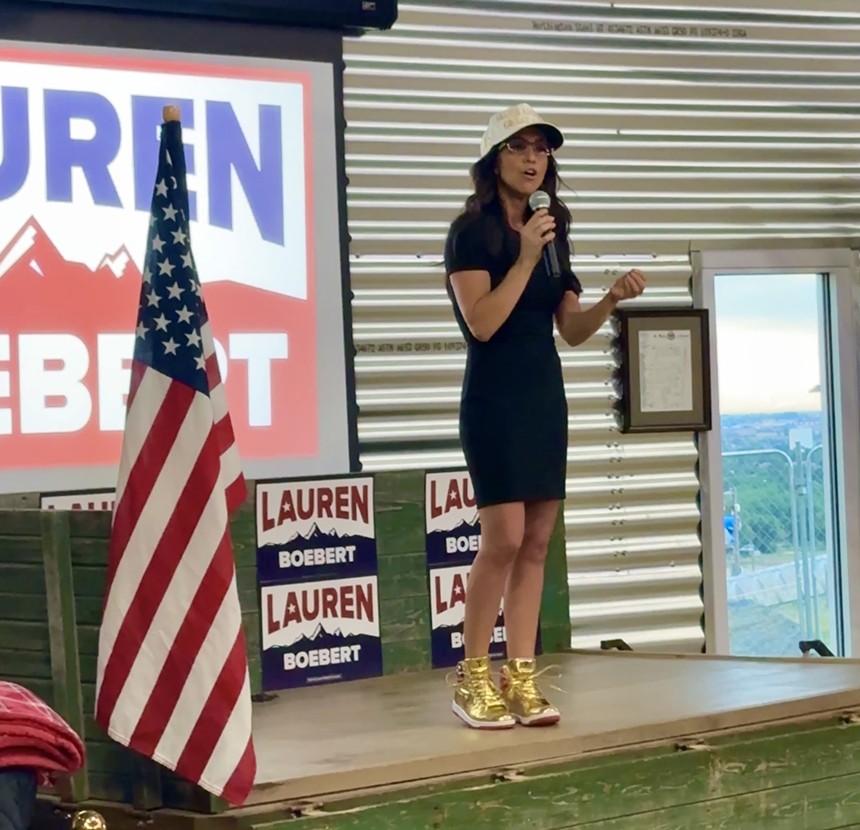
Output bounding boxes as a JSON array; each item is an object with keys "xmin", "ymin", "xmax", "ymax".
[
  {"xmin": 450, "ymin": 211, "xmax": 555, "ymax": 342},
  {"xmin": 450, "ymin": 259, "xmax": 533, "ymax": 342},
  {"xmin": 555, "ymin": 269, "xmax": 646, "ymax": 347}
]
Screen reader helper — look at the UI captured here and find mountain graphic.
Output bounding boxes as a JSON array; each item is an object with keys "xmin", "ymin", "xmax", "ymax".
[
  {"xmin": 0, "ymin": 217, "xmax": 138, "ymax": 284},
  {"xmin": 287, "ymin": 522, "xmax": 339, "ymax": 543},
  {"xmin": 262, "ymin": 524, "xmax": 374, "ymax": 549},
  {"xmin": 283, "ymin": 624, "xmax": 377, "ymax": 650},
  {"xmin": 441, "ymin": 518, "xmax": 480, "ymax": 533},
  {"xmin": 0, "ymin": 216, "xmax": 318, "ymax": 471}
]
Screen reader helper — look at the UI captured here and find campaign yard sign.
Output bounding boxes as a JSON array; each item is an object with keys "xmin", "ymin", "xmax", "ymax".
[
  {"xmin": 40, "ymin": 490, "xmax": 116, "ymax": 510},
  {"xmin": 425, "ymin": 470, "xmax": 508, "ymax": 668},
  {"xmin": 256, "ymin": 476, "xmax": 381, "ymax": 690}
]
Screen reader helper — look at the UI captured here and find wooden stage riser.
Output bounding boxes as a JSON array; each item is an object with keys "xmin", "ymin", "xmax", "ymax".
[{"xmin": 250, "ymin": 717, "xmax": 860, "ymax": 830}]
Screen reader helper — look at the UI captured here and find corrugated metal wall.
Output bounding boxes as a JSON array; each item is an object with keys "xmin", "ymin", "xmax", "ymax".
[{"xmin": 342, "ymin": 0, "xmax": 860, "ymax": 652}]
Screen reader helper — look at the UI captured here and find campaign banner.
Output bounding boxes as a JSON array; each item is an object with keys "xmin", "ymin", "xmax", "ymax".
[
  {"xmin": 260, "ymin": 575, "xmax": 382, "ymax": 689},
  {"xmin": 0, "ymin": 41, "xmax": 352, "ymax": 496},
  {"xmin": 256, "ymin": 475, "xmax": 381, "ymax": 690},
  {"xmin": 425, "ymin": 470, "xmax": 507, "ymax": 668},
  {"xmin": 40, "ymin": 491, "xmax": 116, "ymax": 510}
]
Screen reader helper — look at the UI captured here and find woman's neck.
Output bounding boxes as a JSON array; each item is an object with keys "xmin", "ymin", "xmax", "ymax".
[{"xmin": 499, "ymin": 192, "xmax": 528, "ymax": 230}]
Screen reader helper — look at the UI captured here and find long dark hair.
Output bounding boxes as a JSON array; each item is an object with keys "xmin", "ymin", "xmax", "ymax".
[{"xmin": 461, "ymin": 147, "xmax": 572, "ymax": 261}]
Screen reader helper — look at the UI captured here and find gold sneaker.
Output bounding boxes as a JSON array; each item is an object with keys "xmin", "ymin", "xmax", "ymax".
[
  {"xmin": 450, "ymin": 656, "xmax": 515, "ymax": 730},
  {"xmin": 499, "ymin": 658, "xmax": 561, "ymax": 726}
]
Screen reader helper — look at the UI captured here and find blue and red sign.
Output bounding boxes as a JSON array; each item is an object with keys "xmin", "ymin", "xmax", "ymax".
[
  {"xmin": 425, "ymin": 471, "xmax": 507, "ymax": 668},
  {"xmin": 256, "ymin": 476, "xmax": 382, "ymax": 690}
]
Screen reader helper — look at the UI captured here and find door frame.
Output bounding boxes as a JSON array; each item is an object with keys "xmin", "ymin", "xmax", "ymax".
[{"xmin": 691, "ymin": 248, "xmax": 860, "ymax": 656}]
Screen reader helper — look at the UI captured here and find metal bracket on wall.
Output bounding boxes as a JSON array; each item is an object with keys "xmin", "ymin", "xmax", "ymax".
[
  {"xmin": 492, "ymin": 768, "xmax": 527, "ymax": 783},
  {"xmin": 600, "ymin": 639, "xmax": 634, "ymax": 651},
  {"xmin": 675, "ymin": 738, "xmax": 710, "ymax": 752},
  {"xmin": 799, "ymin": 640, "xmax": 835, "ymax": 657},
  {"xmin": 288, "ymin": 801, "xmax": 326, "ymax": 818}
]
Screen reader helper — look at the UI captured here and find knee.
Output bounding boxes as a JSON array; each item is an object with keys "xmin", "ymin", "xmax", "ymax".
[
  {"xmin": 517, "ymin": 534, "xmax": 551, "ymax": 566},
  {"xmin": 480, "ymin": 532, "xmax": 522, "ymax": 571}
]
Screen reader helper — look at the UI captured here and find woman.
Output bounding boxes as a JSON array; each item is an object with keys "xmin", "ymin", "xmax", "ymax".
[{"xmin": 444, "ymin": 103, "xmax": 646, "ymax": 729}]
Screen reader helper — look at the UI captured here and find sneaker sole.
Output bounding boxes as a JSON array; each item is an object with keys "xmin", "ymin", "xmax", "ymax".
[
  {"xmin": 451, "ymin": 701, "xmax": 515, "ymax": 730},
  {"xmin": 514, "ymin": 711, "xmax": 561, "ymax": 727}
]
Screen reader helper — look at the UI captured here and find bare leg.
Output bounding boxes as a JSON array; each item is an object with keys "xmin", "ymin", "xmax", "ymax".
[
  {"xmin": 503, "ymin": 500, "xmax": 561, "ymax": 658},
  {"xmin": 463, "ymin": 502, "xmax": 524, "ymax": 658}
]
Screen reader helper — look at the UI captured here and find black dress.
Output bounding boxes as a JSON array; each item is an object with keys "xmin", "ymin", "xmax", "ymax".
[{"xmin": 444, "ymin": 211, "xmax": 582, "ymax": 509}]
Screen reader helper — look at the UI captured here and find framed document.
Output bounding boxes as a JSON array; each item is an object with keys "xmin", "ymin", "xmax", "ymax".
[{"xmin": 613, "ymin": 308, "xmax": 712, "ymax": 433}]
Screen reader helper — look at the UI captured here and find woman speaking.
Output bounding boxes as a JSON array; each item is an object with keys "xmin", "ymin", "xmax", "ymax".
[{"xmin": 444, "ymin": 103, "xmax": 646, "ymax": 729}]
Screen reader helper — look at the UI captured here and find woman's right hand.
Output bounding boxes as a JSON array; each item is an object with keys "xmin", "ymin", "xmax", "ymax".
[{"xmin": 518, "ymin": 209, "xmax": 556, "ymax": 269}]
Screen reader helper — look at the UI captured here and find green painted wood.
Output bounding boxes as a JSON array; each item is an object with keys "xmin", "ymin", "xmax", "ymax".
[
  {"xmin": 67, "ymin": 510, "xmax": 112, "ymax": 539},
  {"xmin": 68, "ymin": 566, "xmax": 107, "ymax": 599},
  {"xmin": 74, "ymin": 596, "xmax": 103, "ymax": 627},
  {"xmin": 0, "ymin": 534, "xmax": 44, "ymax": 563},
  {"xmin": 86, "ymin": 773, "xmax": 134, "ymax": 806},
  {"xmin": 540, "ymin": 508, "xmax": 572, "ymax": 650},
  {"xmin": 0, "ymin": 495, "xmax": 38, "ymax": 510},
  {"xmin": 3, "ymin": 678, "xmax": 54, "ymax": 704},
  {"xmin": 572, "ymin": 774, "xmax": 860, "ymax": 829},
  {"xmin": 132, "ymin": 755, "xmax": 165, "ymax": 812},
  {"xmin": 0, "ymin": 509, "xmax": 42, "ymax": 535},
  {"xmin": 254, "ymin": 720, "xmax": 860, "ymax": 830},
  {"xmin": 0, "ymin": 620, "xmax": 51, "ymax": 651},
  {"xmin": 379, "ymin": 594, "xmax": 430, "ymax": 675},
  {"xmin": 0, "ymin": 592, "xmax": 48, "ymax": 622},
  {"xmin": 1, "ymin": 649, "xmax": 53, "ymax": 679},
  {"xmin": 377, "ymin": 551, "xmax": 429, "ymax": 597},
  {"xmin": 41, "ymin": 510, "xmax": 89, "ymax": 803},
  {"xmin": 381, "ymin": 639, "xmax": 431, "ymax": 673},
  {"xmin": 69, "ymin": 537, "xmax": 109, "ymax": 567},
  {"xmin": 375, "ymin": 471, "xmax": 426, "ymax": 561},
  {"xmin": 3, "ymin": 564, "xmax": 50, "ymax": 596}
]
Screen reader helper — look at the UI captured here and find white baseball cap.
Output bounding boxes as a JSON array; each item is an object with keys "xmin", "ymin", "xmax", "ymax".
[{"xmin": 479, "ymin": 103, "xmax": 564, "ymax": 161}]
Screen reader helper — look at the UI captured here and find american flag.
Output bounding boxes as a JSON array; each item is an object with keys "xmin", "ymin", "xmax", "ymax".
[{"xmin": 94, "ymin": 115, "xmax": 256, "ymax": 806}]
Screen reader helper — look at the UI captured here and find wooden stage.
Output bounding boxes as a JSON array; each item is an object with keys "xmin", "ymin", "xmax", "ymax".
[{"xmin": 233, "ymin": 650, "xmax": 860, "ymax": 828}]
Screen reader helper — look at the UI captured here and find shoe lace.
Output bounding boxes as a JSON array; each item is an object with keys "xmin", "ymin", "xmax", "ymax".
[
  {"xmin": 504, "ymin": 664, "xmax": 566, "ymax": 701},
  {"xmin": 445, "ymin": 666, "xmax": 506, "ymax": 708}
]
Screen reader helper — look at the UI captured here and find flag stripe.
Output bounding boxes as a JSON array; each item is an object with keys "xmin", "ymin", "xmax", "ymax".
[
  {"xmin": 108, "ymin": 379, "xmax": 195, "ymax": 571},
  {"xmin": 124, "ymin": 359, "xmax": 148, "ymax": 414},
  {"xmin": 96, "ymin": 422, "xmax": 221, "ymax": 729},
  {"xmin": 221, "ymin": 738, "xmax": 256, "ymax": 808},
  {"xmin": 97, "ymin": 382, "xmax": 209, "ymax": 677},
  {"xmin": 173, "ymin": 628, "xmax": 248, "ymax": 787},
  {"xmin": 200, "ymin": 668, "xmax": 254, "ymax": 796},
  {"xmin": 153, "ymin": 574, "xmax": 242, "ymax": 766},
  {"xmin": 128, "ymin": 527, "xmax": 234, "ymax": 755},
  {"xmin": 112, "ymin": 482, "xmax": 230, "ymax": 751}
]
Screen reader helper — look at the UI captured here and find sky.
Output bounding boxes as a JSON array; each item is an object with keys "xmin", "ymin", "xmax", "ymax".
[{"xmin": 714, "ymin": 273, "xmax": 823, "ymax": 415}]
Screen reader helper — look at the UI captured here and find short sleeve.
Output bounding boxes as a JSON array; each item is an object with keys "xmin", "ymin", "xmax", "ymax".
[
  {"xmin": 563, "ymin": 269, "xmax": 583, "ymax": 296},
  {"xmin": 444, "ymin": 215, "xmax": 493, "ymax": 276},
  {"xmin": 557, "ymin": 234, "xmax": 582, "ymax": 295}
]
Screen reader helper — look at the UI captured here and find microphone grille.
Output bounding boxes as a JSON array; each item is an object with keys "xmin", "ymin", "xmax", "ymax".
[{"xmin": 528, "ymin": 190, "xmax": 551, "ymax": 211}]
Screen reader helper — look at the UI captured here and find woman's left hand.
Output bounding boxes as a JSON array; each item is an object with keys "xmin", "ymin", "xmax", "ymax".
[{"xmin": 609, "ymin": 269, "xmax": 646, "ymax": 303}]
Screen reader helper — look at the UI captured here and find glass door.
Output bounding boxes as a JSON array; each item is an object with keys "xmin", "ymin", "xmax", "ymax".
[{"xmin": 696, "ymin": 250, "xmax": 860, "ymax": 658}]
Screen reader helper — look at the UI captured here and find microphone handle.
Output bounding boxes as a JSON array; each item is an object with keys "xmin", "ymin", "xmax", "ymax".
[{"xmin": 543, "ymin": 241, "xmax": 561, "ymax": 278}]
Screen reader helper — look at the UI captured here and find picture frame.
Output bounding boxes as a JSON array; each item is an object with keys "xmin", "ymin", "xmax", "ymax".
[{"xmin": 613, "ymin": 308, "xmax": 712, "ymax": 434}]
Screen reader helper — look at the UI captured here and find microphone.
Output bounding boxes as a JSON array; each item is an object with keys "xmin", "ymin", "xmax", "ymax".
[{"xmin": 527, "ymin": 190, "xmax": 561, "ymax": 278}]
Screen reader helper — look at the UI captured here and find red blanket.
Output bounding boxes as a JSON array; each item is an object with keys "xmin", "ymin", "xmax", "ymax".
[{"xmin": 0, "ymin": 682, "xmax": 85, "ymax": 785}]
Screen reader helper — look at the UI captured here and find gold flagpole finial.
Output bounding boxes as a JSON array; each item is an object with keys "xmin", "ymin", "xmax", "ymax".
[{"xmin": 71, "ymin": 810, "xmax": 107, "ymax": 830}]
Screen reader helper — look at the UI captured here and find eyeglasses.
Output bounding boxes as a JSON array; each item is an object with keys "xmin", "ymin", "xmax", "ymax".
[{"xmin": 501, "ymin": 137, "xmax": 552, "ymax": 156}]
